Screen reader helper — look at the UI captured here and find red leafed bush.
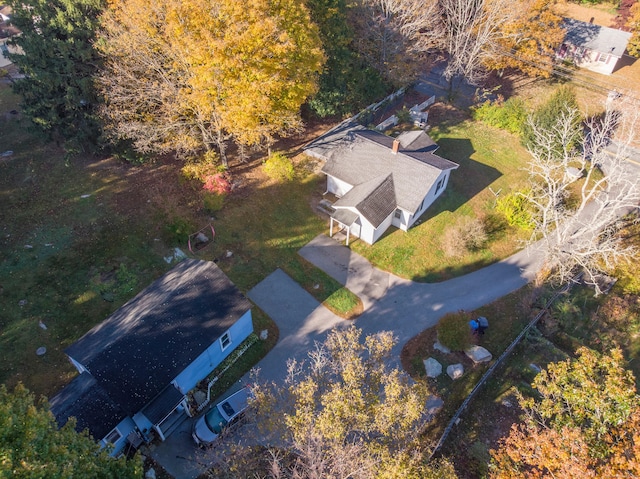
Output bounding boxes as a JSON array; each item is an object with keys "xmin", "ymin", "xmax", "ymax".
[{"xmin": 203, "ymin": 174, "xmax": 231, "ymax": 195}]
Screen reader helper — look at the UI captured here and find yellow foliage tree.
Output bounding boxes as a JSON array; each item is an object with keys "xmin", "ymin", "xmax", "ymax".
[
  {"xmin": 97, "ymin": 0, "xmax": 324, "ymax": 166},
  {"xmin": 628, "ymin": 2, "xmax": 640, "ymax": 58},
  {"xmin": 484, "ymin": 0, "xmax": 564, "ymax": 77},
  {"xmin": 246, "ymin": 327, "xmax": 457, "ymax": 479},
  {"xmin": 490, "ymin": 348, "xmax": 640, "ymax": 478}
]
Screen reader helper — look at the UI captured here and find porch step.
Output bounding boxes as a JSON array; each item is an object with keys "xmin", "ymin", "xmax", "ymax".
[
  {"xmin": 159, "ymin": 408, "xmax": 188, "ymax": 440},
  {"xmin": 317, "ymin": 199, "xmax": 335, "ymax": 216}
]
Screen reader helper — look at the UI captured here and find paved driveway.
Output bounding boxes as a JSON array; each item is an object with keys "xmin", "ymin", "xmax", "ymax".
[
  {"xmin": 246, "ymin": 268, "xmax": 345, "ymax": 384},
  {"xmin": 151, "ymin": 238, "xmax": 544, "ymax": 478},
  {"xmin": 300, "ymin": 234, "xmax": 546, "ymax": 359}
]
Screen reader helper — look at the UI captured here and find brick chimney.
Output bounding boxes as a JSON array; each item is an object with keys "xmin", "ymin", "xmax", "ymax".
[{"xmin": 392, "ymin": 139, "xmax": 400, "ymax": 154}]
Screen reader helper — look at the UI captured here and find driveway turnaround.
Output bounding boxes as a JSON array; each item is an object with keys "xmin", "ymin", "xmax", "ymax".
[{"xmin": 298, "ymin": 234, "xmax": 390, "ymax": 310}]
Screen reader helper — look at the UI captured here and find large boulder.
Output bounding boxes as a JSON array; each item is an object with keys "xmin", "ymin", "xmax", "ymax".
[
  {"xmin": 423, "ymin": 357, "xmax": 443, "ymax": 378},
  {"xmin": 447, "ymin": 363, "xmax": 464, "ymax": 380},
  {"xmin": 465, "ymin": 345, "xmax": 492, "ymax": 363}
]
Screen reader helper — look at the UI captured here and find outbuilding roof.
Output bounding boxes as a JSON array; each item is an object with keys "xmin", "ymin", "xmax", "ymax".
[{"xmin": 562, "ymin": 18, "xmax": 632, "ymax": 57}]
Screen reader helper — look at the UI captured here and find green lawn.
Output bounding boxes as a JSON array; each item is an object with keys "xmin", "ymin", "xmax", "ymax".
[
  {"xmin": 351, "ymin": 120, "xmax": 532, "ymax": 282},
  {"xmin": 0, "ymin": 85, "xmax": 359, "ymax": 398}
]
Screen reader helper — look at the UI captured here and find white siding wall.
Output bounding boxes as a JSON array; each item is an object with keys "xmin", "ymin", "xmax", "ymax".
[
  {"xmin": 326, "ymin": 175, "xmax": 353, "ymax": 197},
  {"xmin": 407, "ymin": 171, "xmax": 450, "ymax": 228},
  {"xmin": 358, "ymin": 217, "xmax": 376, "ymax": 245},
  {"xmin": 576, "ymin": 50, "xmax": 618, "ymax": 75},
  {"xmin": 391, "ymin": 208, "xmax": 410, "ymax": 231},
  {"xmin": 371, "ymin": 213, "xmax": 395, "ymax": 243}
]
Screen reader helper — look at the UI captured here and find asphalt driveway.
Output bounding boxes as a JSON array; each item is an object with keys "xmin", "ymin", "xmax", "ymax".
[
  {"xmin": 300, "ymin": 234, "xmax": 546, "ymax": 359},
  {"xmin": 246, "ymin": 268, "xmax": 345, "ymax": 384}
]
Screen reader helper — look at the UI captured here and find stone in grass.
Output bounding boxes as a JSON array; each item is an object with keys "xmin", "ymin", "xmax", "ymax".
[
  {"xmin": 260, "ymin": 329, "xmax": 268, "ymax": 340},
  {"xmin": 434, "ymin": 341, "xmax": 451, "ymax": 354},
  {"xmin": 447, "ymin": 363, "xmax": 464, "ymax": 380},
  {"xmin": 425, "ymin": 395, "xmax": 444, "ymax": 415},
  {"xmin": 423, "ymin": 357, "xmax": 442, "ymax": 378},
  {"xmin": 465, "ymin": 345, "xmax": 492, "ymax": 364}
]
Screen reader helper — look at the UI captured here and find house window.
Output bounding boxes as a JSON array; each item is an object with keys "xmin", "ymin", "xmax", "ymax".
[
  {"xmin": 220, "ymin": 332, "xmax": 231, "ymax": 351},
  {"xmin": 104, "ymin": 428, "xmax": 121, "ymax": 444},
  {"xmin": 435, "ymin": 177, "xmax": 445, "ymax": 194},
  {"xmin": 394, "ymin": 209, "xmax": 402, "ymax": 219},
  {"xmin": 597, "ymin": 52, "xmax": 609, "ymax": 63}
]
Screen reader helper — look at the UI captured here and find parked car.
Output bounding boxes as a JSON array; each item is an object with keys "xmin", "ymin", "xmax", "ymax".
[{"xmin": 192, "ymin": 387, "xmax": 249, "ymax": 446}]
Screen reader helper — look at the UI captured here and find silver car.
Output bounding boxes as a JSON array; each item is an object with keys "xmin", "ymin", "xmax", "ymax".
[{"xmin": 192, "ymin": 387, "xmax": 249, "ymax": 446}]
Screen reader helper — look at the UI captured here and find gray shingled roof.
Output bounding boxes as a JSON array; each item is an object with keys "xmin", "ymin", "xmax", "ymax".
[
  {"xmin": 396, "ymin": 130, "xmax": 439, "ymax": 152},
  {"xmin": 318, "ymin": 128, "xmax": 458, "ymax": 213},
  {"xmin": 334, "ymin": 175, "xmax": 396, "ymax": 227},
  {"xmin": 65, "ymin": 259, "xmax": 251, "ymax": 416},
  {"xmin": 563, "ymin": 18, "xmax": 631, "ymax": 56}
]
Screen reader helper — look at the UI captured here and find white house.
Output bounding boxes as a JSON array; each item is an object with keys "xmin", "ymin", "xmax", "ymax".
[
  {"xmin": 50, "ymin": 259, "xmax": 253, "ymax": 456},
  {"xmin": 557, "ymin": 18, "xmax": 632, "ymax": 75},
  {"xmin": 305, "ymin": 123, "xmax": 458, "ymax": 245}
]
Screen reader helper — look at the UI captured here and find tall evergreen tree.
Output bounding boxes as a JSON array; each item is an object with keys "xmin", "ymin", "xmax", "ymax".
[{"xmin": 6, "ymin": 0, "xmax": 104, "ymax": 149}]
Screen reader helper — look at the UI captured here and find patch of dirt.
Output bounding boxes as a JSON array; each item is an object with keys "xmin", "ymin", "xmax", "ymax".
[
  {"xmin": 613, "ymin": 0, "xmax": 636, "ymax": 29},
  {"xmin": 560, "ymin": 0, "xmax": 617, "ymax": 27},
  {"xmin": 425, "ymin": 102, "xmax": 470, "ymax": 127}
]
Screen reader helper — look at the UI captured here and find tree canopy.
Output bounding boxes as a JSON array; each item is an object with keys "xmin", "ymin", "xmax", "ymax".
[
  {"xmin": 235, "ymin": 327, "xmax": 457, "ymax": 479},
  {"xmin": 305, "ymin": 0, "xmax": 389, "ymax": 117},
  {"xmin": 6, "ymin": 0, "xmax": 105, "ymax": 149},
  {"xmin": 490, "ymin": 348, "xmax": 640, "ymax": 478},
  {"xmin": 97, "ymin": 0, "xmax": 325, "ymax": 165},
  {"xmin": 484, "ymin": 0, "xmax": 564, "ymax": 78},
  {"xmin": 628, "ymin": 2, "xmax": 640, "ymax": 58},
  {"xmin": 0, "ymin": 383, "xmax": 142, "ymax": 478}
]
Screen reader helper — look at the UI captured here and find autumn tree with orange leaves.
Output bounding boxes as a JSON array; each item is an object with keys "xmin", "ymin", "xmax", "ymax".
[
  {"xmin": 97, "ymin": 0, "xmax": 325, "ymax": 166},
  {"xmin": 484, "ymin": 0, "xmax": 564, "ymax": 77},
  {"xmin": 490, "ymin": 347, "xmax": 640, "ymax": 478}
]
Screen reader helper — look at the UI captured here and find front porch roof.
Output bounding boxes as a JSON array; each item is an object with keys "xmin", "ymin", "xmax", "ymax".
[{"xmin": 331, "ymin": 208, "xmax": 358, "ymax": 226}]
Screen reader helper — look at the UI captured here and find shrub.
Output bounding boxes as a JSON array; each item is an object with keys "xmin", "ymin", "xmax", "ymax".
[
  {"xmin": 521, "ymin": 85, "xmax": 581, "ymax": 151},
  {"xmin": 472, "ymin": 97, "xmax": 527, "ymax": 136},
  {"xmin": 263, "ymin": 152, "xmax": 295, "ymax": 181},
  {"xmin": 203, "ymin": 191, "xmax": 225, "ymax": 212},
  {"xmin": 437, "ymin": 310, "xmax": 472, "ymax": 351},
  {"xmin": 442, "ymin": 217, "xmax": 488, "ymax": 257},
  {"xmin": 396, "ymin": 106, "xmax": 412, "ymax": 124},
  {"xmin": 203, "ymin": 173, "xmax": 231, "ymax": 195},
  {"xmin": 496, "ymin": 192, "xmax": 534, "ymax": 231},
  {"xmin": 162, "ymin": 216, "xmax": 194, "ymax": 246},
  {"xmin": 181, "ymin": 150, "xmax": 221, "ymax": 182}
]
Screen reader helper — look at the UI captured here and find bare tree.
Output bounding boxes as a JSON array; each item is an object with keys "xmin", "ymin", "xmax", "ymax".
[
  {"xmin": 349, "ymin": 0, "xmax": 443, "ymax": 85},
  {"xmin": 438, "ymin": 0, "xmax": 524, "ymax": 86},
  {"xmin": 524, "ymin": 95, "xmax": 640, "ymax": 294}
]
